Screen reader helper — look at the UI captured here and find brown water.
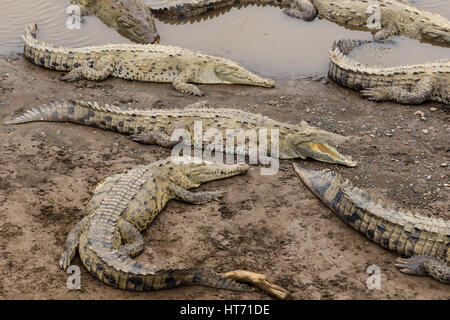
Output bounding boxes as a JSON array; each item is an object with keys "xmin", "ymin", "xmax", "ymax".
[
  {"xmin": 0, "ymin": 0, "xmax": 132, "ymax": 53},
  {"xmin": 0, "ymin": 0, "xmax": 449, "ymax": 78}
]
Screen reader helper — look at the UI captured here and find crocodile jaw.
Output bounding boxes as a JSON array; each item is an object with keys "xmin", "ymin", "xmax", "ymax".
[
  {"xmin": 281, "ymin": 130, "xmax": 358, "ymax": 167},
  {"xmin": 198, "ymin": 61, "xmax": 275, "ymax": 87},
  {"xmin": 296, "ymin": 141, "xmax": 357, "ymax": 167},
  {"xmin": 420, "ymin": 25, "xmax": 450, "ymax": 46}
]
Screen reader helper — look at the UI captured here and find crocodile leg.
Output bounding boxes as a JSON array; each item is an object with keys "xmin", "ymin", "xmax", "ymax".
[
  {"xmin": 59, "ymin": 215, "xmax": 90, "ymax": 270},
  {"xmin": 395, "ymin": 256, "xmax": 450, "ymax": 284},
  {"xmin": 172, "ymin": 70, "xmax": 204, "ymax": 96},
  {"xmin": 181, "ymin": 101, "xmax": 211, "ymax": 109},
  {"xmin": 169, "ymin": 183, "xmax": 225, "ymax": 204},
  {"xmin": 283, "ymin": 0, "xmax": 317, "ymax": 21},
  {"xmin": 220, "ymin": 270, "xmax": 289, "ymax": 299},
  {"xmin": 360, "ymin": 77, "xmax": 433, "ymax": 104},
  {"xmin": 129, "ymin": 130, "xmax": 181, "ymax": 147},
  {"xmin": 373, "ymin": 29, "xmax": 395, "ymax": 42},
  {"xmin": 61, "ymin": 55, "xmax": 117, "ymax": 82},
  {"xmin": 118, "ymin": 220, "xmax": 144, "ymax": 258}
]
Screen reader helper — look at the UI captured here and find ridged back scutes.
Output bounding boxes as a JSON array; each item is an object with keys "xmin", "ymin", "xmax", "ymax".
[
  {"xmin": 339, "ymin": 176, "xmax": 449, "ymax": 232},
  {"xmin": 329, "ymin": 39, "xmax": 450, "ymax": 77},
  {"xmin": 89, "ymin": 165, "xmax": 150, "ymax": 222},
  {"xmin": 149, "ymin": 0, "xmax": 287, "ymax": 11},
  {"xmin": 22, "ymin": 24, "xmax": 218, "ymax": 59},
  {"xmin": 72, "ymin": 99, "xmax": 283, "ymax": 126},
  {"xmin": 86, "ymin": 165, "xmax": 155, "ymax": 274}
]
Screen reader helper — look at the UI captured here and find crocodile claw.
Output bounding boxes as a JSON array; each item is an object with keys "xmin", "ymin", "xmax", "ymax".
[
  {"xmin": 211, "ymin": 190, "xmax": 226, "ymax": 202},
  {"xmin": 220, "ymin": 270, "xmax": 289, "ymax": 299},
  {"xmin": 192, "ymin": 190, "xmax": 226, "ymax": 204},
  {"xmin": 59, "ymin": 249, "xmax": 73, "ymax": 271},
  {"xmin": 395, "ymin": 256, "xmax": 427, "ymax": 276},
  {"xmin": 61, "ymin": 71, "xmax": 82, "ymax": 82},
  {"xmin": 129, "ymin": 133, "xmax": 150, "ymax": 144},
  {"xmin": 190, "ymin": 88, "xmax": 205, "ymax": 97},
  {"xmin": 360, "ymin": 88, "xmax": 388, "ymax": 101}
]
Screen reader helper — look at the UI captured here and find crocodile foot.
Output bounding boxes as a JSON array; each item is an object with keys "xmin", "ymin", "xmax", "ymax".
[
  {"xmin": 220, "ymin": 270, "xmax": 289, "ymax": 299},
  {"xmin": 283, "ymin": 8, "xmax": 316, "ymax": 21},
  {"xmin": 61, "ymin": 70, "xmax": 82, "ymax": 82},
  {"xmin": 360, "ymin": 87, "xmax": 389, "ymax": 101},
  {"xmin": 183, "ymin": 85, "xmax": 204, "ymax": 96},
  {"xmin": 59, "ymin": 249, "xmax": 74, "ymax": 271},
  {"xmin": 373, "ymin": 29, "xmax": 393, "ymax": 42},
  {"xmin": 395, "ymin": 256, "xmax": 428, "ymax": 276}
]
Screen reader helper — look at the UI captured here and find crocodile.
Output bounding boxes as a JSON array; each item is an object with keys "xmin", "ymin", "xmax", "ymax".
[
  {"xmin": 287, "ymin": 0, "xmax": 450, "ymax": 45},
  {"xmin": 70, "ymin": 0, "xmax": 160, "ymax": 44},
  {"xmin": 148, "ymin": 0, "xmax": 450, "ymax": 46},
  {"xmin": 5, "ymin": 100, "xmax": 358, "ymax": 167},
  {"xmin": 147, "ymin": 0, "xmax": 319, "ymax": 21},
  {"xmin": 58, "ymin": 156, "xmax": 288, "ymax": 298},
  {"xmin": 328, "ymin": 39, "xmax": 449, "ymax": 105},
  {"xmin": 22, "ymin": 24, "xmax": 274, "ymax": 96},
  {"xmin": 294, "ymin": 164, "xmax": 449, "ymax": 284}
]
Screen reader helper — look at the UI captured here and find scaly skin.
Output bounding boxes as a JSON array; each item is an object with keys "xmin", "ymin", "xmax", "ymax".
[
  {"xmin": 22, "ymin": 24, "xmax": 274, "ymax": 96},
  {"xmin": 148, "ymin": 0, "xmax": 318, "ymax": 21},
  {"xmin": 5, "ymin": 99, "xmax": 358, "ymax": 166},
  {"xmin": 302, "ymin": 0, "xmax": 450, "ymax": 45},
  {"xmin": 70, "ymin": 0, "xmax": 160, "ymax": 43},
  {"xmin": 58, "ymin": 157, "xmax": 288, "ymax": 298},
  {"xmin": 294, "ymin": 164, "xmax": 450, "ymax": 284},
  {"xmin": 328, "ymin": 39, "xmax": 450, "ymax": 105},
  {"xmin": 155, "ymin": 0, "xmax": 450, "ymax": 45}
]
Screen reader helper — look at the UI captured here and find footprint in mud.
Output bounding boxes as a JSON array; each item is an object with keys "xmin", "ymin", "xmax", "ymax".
[
  {"xmin": 0, "ymin": 222, "xmax": 23, "ymax": 240},
  {"xmin": 219, "ymin": 199, "xmax": 254, "ymax": 219}
]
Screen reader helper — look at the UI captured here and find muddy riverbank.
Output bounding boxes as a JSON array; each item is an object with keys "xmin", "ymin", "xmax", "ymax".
[{"xmin": 0, "ymin": 53, "xmax": 448, "ymax": 299}]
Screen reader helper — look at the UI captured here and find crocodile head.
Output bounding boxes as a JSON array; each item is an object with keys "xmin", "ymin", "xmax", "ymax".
[
  {"xmin": 173, "ymin": 157, "xmax": 249, "ymax": 185},
  {"xmin": 414, "ymin": 10, "xmax": 450, "ymax": 45},
  {"xmin": 198, "ymin": 59, "xmax": 275, "ymax": 87},
  {"xmin": 420, "ymin": 25, "xmax": 450, "ymax": 45},
  {"xmin": 281, "ymin": 123, "xmax": 358, "ymax": 167},
  {"xmin": 115, "ymin": 2, "xmax": 159, "ymax": 44}
]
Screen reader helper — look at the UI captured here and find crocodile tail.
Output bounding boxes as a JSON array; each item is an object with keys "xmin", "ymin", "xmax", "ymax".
[
  {"xmin": 4, "ymin": 100, "xmax": 78, "ymax": 125},
  {"xmin": 293, "ymin": 164, "xmax": 450, "ymax": 257},
  {"xmin": 152, "ymin": 268, "xmax": 251, "ymax": 292},
  {"xmin": 23, "ymin": 23, "xmax": 38, "ymax": 44},
  {"xmin": 331, "ymin": 39, "xmax": 370, "ymax": 55},
  {"xmin": 82, "ymin": 245, "xmax": 250, "ymax": 292},
  {"xmin": 328, "ymin": 39, "xmax": 377, "ymax": 90},
  {"xmin": 4, "ymin": 99, "xmax": 141, "ymax": 135}
]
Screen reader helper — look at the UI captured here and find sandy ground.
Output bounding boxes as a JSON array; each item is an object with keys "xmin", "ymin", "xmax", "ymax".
[{"xmin": 0, "ymin": 54, "xmax": 448, "ymax": 300}]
